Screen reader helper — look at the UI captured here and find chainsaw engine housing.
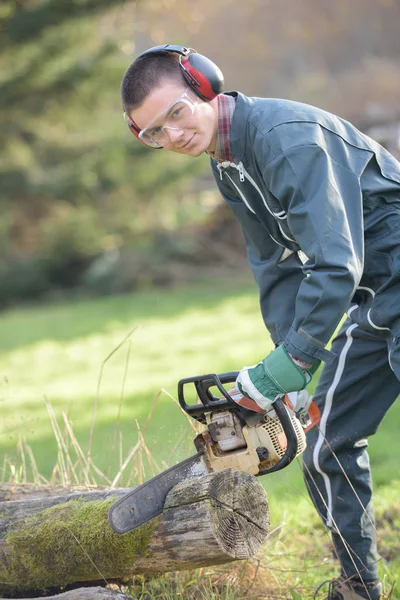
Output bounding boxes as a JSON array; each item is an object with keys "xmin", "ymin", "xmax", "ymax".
[{"xmin": 194, "ymin": 407, "xmax": 306, "ymax": 476}]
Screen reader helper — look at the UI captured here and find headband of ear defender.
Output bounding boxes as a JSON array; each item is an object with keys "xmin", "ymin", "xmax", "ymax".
[{"xmin": 137, "ymin": 44, "xmax": 224, "ymax": 102}]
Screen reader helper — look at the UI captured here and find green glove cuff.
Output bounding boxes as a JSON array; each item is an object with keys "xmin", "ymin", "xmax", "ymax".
[{"xmin": 261, "ymin": 344, "xmax": 309, "ymax": 393}]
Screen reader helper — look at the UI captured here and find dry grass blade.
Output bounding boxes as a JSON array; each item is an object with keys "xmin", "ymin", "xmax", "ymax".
[
  {"xmin": 68, "ymin": 529, "xmax": 108, "ymax": 587},
  {"xmin": 87, "ymin": 458, "xmax": 112, "ymax": 486},
  {"xmin": 87, "ymin": 326, "xmax": 137, "ymax": 475},
  {"xmin": 45, "ymin": 397, "xmax": 84, "ymax": 486},
  {"xmin": 302, "ymin": 460, "xmax": 370, "ymax": 590},
  {"xmin": 25, "ymin": 442, "xmax": 45, "ymax": 485},
  {"xmin": 0, "ymin": 454, "xmax": 6, "ymax": 483},
  {"xmin": 143, "ymin": 389, "xmax": 163, "ymax": 437},
  {"xmin": 385, "ymin": 579, "xmax": 396, "ymax": 599},
  {"xmin": 315, "ymin": 424, "xmax": 379, "ymax": 538},
  {"xmin": 136, "ymin": 437, "xmax": 145, "ymax": 485},
  {"xmin": 137, "ymin": 426, "xmax": 159, "ymax": 477},
  {"xmin": 62, "ymin": 413, "xmax": 93, "ymax": 487},
  {"xmin": 50, "ymin": 462, "xmax": 60, "ymax": 485},
  {"xmin": 119, "ymin": 432, "xmax": 123, "ymax": 473},
  {"xmin": 111, "ymin": 440, "xmax": 141, "ymax": 489},
  {"xmin": 159, "ymin": 387, "xmax": 200, "ymax": 434},
  {"xmin": 126, "ymin": 462, "xmax": 138, "ymax": 488},
  {"xmin": 112, "ymin": 338, "xmax": 132, "ymax": 451},
  {"xmin": 45, "ymin": 396, "xmax": 70, "ymax": 486},
  {"xmin": 4, "ymin": 457, "xmax": 19, "ymax": 483},
  {"xmin": 17, "ymin": 435, "xmax": 27, "ymax": 482}
]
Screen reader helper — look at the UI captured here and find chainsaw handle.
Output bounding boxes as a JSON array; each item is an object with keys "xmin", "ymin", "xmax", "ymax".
[
  {"xmin": 257, "ymin": 397, "xmax": 299, "ymax": 475},
  {"xmin": 178, "ymin": 372, "xmax": 239, "ymax": 423}
]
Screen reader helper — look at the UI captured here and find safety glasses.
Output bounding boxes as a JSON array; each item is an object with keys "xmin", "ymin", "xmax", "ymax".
[{"xmin": 125, "ymin": 91, "xmax": 198, "ymax": 148}]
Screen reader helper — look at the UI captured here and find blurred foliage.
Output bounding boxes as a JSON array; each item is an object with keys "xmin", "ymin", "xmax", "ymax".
[
  {"xmin": 136, "ymin": 0, "xmax": 400, "ymax": 123},
  {"xmin": 0, "ymin": 0, "xmax": 211, "ymax": 304},
  {"xmin": 2, "ymin": 0, "xmax": 399, "ymax": 305}
]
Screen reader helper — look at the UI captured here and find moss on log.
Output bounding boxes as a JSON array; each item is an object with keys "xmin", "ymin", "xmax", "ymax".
[{"xmin": 1, "ymin": 498, "xmax": 155, "ymax": 593}]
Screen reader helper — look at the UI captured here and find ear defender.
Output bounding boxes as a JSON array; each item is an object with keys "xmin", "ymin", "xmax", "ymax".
[
  {"xmin": 137, "ymin": 45, "xmax": 224, "ymax": 102},
  {"xmin": 180, "ymin": 51, "xmax": 224, "ymax": 101}
]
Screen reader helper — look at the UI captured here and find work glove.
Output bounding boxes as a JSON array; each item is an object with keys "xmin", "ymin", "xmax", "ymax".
[{"xmin": 236, "ymin": 344, "xmax": 319, "ymax": 413}]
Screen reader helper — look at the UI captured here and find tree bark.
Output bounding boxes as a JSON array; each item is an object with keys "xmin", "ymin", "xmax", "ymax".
[
  {"xmin": 0, "ymin": 469, "xmax": 269, "ymax": 597},
  {"xmin": 0, "ymin": 484, "xmax": 103, "ymax": 503},
  {"xmin": 0, "ymin": 587, "xmax": 135, "ymax": 600}
]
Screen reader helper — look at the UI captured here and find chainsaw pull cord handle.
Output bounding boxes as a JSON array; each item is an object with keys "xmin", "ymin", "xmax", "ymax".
[{"xmin": 257, "ymin": 396, "xmax": 299, "ymax": 475}]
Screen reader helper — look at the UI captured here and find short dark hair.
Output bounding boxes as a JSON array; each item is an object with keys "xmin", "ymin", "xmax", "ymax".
[{"xmin": 121, "ymin": 52, "xmax": 184, "ymax": 111}]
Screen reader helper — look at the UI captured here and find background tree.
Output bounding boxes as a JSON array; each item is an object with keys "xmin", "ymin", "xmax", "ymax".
[
  {"xmin": 1, "ymin": 0, "xmax": 399, "ymax": 303},
  {"xmin": 0, "ymin": 0, "xmax": 207, "ymax": 302}
]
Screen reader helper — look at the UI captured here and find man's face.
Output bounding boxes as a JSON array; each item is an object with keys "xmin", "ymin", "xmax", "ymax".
[{"xmin": 129, "ymin": 81, "xmax": 219, "ymax": 156}]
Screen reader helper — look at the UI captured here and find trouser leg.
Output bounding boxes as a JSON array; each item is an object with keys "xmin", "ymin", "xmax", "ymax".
[{"xmin": 303, "ymin": 319, "xmax": 400, "ymax": 583}]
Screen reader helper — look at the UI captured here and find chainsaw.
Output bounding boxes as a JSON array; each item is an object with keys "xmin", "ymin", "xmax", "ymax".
[{"xmin": 108, "ymin": 371, "xmax": 320, "ymax": 534}]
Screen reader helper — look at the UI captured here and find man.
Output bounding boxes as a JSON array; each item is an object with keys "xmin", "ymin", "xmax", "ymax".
[{"xmin": 121, "ymin": 45, "xmax": 400, "ymax": 600}]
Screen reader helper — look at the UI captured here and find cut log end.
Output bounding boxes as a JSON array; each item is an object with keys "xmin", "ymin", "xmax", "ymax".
[
  {"xmin": 210, "ymin": 469, "xmax": 270, "ymax": 558},
  {"xmin": 145, "ymin": 467, "xmax": 270, "ymax": 570}
]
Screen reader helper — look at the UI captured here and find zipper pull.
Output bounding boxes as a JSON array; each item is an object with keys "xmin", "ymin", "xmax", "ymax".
[
  {"xmin": 237, "ymin": 162, "xmax": 245, "ymax": 182},
  {"xmin": 216, "ymin": 163, "xmax": 223, "ymax": 180}
]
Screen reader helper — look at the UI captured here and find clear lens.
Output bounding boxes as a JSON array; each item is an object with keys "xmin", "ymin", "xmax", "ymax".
[
  {"xmin": 139, "ymin": 134, "xmax": 163, "ymax": 149},
  {"xmin": 139, "ymin": 94, "xmax": 196, "ymax": 147},
  {"xmin": 163, "ymin": 101, "xmax": 193, "ymax": 131}
]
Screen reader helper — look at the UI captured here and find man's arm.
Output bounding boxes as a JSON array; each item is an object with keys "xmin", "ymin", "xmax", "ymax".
[
  {"xmin": 211, "ymin": 160, "xmax": 305, "ymax": 346},
  {"xmin": 234, "ymin": 130, "xmax": 369, "ymax": 413},
  {"xmin": 211, "ymin": 158, "xmax": 322, "ymax": 413},
  {"xmin": 263, "ymin": 137, "xmax": 367, "ymax": 364}
]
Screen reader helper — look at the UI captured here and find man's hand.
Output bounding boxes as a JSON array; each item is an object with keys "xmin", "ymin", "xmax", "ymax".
[{"xmin": 236, "ymin": 345, "xmax": 318, "ymax": 412}]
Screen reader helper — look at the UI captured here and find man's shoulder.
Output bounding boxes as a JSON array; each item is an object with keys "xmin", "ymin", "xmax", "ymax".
[
  {"xmin": 233, "ymin": 93, "xmax": 365, "ymax": 154},
  {"xmin": 238, "ymin": 94, "xmax": 333, "ymax": 132}
]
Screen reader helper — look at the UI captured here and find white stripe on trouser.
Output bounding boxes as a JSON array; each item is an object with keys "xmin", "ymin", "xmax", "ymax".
[{"xmin": 312, "ymin": 323, "xmax": 358, "ymax": 528}]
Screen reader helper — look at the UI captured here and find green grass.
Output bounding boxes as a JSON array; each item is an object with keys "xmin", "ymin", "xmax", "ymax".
[
  {"xmin": 1, "ymin": 272, "xmax": 399, "ymax": 599},
  {"xmin": 0, "ymin": 273, "xmax": 275, "ymax": 479}
]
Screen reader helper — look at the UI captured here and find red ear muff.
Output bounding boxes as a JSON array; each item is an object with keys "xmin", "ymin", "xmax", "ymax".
[
  {"xmin": 180, "ymin": 53, "xmax": 224, "ymax": 101},
  {"xmin": 135, "ymin": 45, "xmax": 224, "ymax": 102}
]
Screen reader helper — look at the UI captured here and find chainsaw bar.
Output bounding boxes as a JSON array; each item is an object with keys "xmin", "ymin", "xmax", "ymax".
[{"xmin": 108, "ymin": 451, "xmax": 207, "ymax": 534}]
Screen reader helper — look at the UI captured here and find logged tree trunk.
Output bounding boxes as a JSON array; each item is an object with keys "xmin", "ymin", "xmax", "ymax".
[
  {"xmin": 0, "ymin": 587, "xmax": 135, "ymax": 600},
  {"xmin": 0, "ymin": 469, "xmax": 269, "ymax": 597}
]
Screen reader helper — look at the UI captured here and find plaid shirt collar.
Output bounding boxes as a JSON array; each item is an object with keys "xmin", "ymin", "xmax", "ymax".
[{"xmin": 208, "ymin": 93, "xmax": 236, "ymax": 163}]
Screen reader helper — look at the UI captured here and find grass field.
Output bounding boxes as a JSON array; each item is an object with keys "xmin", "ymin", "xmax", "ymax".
[{"xmin": 1, "ymin": 273, "xmax": 400, "ymax": 599}]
